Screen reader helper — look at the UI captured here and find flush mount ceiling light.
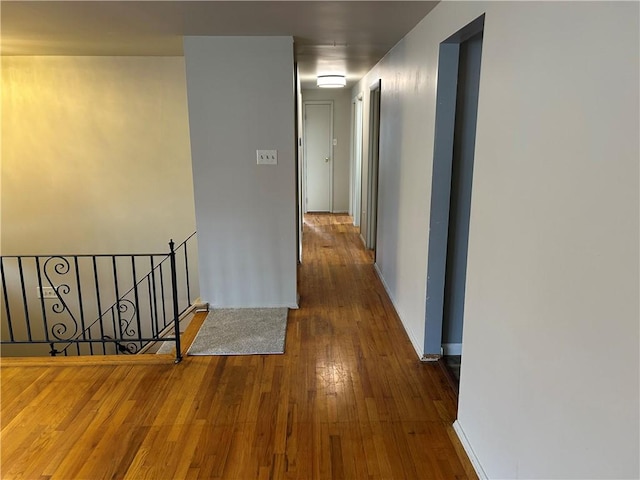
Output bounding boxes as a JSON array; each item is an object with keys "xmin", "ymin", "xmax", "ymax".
[{"xmin": 317, "ymin": 75, "xmax": 346, "ymax": 88}]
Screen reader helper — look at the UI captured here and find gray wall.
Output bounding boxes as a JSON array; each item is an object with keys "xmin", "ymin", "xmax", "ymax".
[
  {"xmin": 354, "ymin": 2, "xmax": 639, "ymax": 478},
  {"xmin": 184, "ymin": 37, "xmax": 297, "ymax": 308}
]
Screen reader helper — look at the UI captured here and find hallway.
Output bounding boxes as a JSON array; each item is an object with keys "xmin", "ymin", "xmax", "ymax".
[{"xmin": 1, "ymin": 214, "xmax": 475, "ymax": 479}]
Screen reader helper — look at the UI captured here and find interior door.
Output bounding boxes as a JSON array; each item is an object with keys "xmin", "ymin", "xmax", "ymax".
[{"xmin": 304, "ymin": 102, "xmax": 333, "ymax": 212}]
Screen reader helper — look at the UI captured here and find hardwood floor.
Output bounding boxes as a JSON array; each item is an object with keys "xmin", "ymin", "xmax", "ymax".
[{"xmin": 1, "ymin": 214, "xmax": 476, "ymax": 479}]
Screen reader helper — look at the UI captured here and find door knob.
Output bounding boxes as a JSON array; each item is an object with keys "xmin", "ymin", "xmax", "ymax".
[{"xmin": 325, "ymin": 157, "xmax": 330, "ymax": 163}]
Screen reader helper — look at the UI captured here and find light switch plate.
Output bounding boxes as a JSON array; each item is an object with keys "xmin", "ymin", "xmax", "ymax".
[
  {"xmin": 37, "ymin": 286, "xmax": 57, "ymax": 299},
  {"xmin": 257, "ymin": 150, "xmax": 277, "ymax": 165}
]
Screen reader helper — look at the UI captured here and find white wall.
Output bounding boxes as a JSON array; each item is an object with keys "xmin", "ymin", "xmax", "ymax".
[
  {"xmin": 302, "ymin": 89, "xmax": 351, "ymax": 213},
  {"xmin": 354, "ymin": 2, "xmax": 639, "ymax": 478},
  {"xmin": 184, "ymin": 37, "xmax": 297, "ymax": 308},
  {"xmin": 1, "ymin": 56, "xmax": 196, "ymax": 255}
]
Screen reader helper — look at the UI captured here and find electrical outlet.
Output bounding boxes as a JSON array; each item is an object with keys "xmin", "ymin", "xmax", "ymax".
[
  {"xmin": 256, "ymin": 150, "xmax": 277, "ymax": 165},
  {"xmin": 37, "ymin": 286, "xmax": 57, "ymax": 299}
]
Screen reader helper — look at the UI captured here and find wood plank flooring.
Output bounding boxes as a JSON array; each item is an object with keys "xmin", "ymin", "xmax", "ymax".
[{"xmin": 1, "ymin": 214, "xmax": 476, "ymax": 479}]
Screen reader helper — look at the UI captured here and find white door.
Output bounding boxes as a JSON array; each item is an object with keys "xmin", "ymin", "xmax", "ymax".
[{"xmin": 304, "ymin": 102, "xmax": 333, "ymax": 212}]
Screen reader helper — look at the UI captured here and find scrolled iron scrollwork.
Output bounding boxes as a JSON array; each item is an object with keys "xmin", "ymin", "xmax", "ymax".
[
  {"xmin": 50, "ymin": 321, "xmax": 73, "ymax": 341},
  {"xmin": 50, "ymin": 256, "xmax": 70, "ymax": 275},
  {"xmin": 116, "ymin": 299, "xmax": 137, "ymax": 338},
  {"xmin": 119, "ymin": 341, "xmax": 139, "ymax": 354},
  {"xmin": 43, "ymin": 256, "xmax": 78, "ymax": 341},
  {"xmin": 51, "ymin": 284, "xmax": 71, "ymax": 314},
  {"xmin": 104, "ymin": 335, "xmax": 138, "ymax": 355}
]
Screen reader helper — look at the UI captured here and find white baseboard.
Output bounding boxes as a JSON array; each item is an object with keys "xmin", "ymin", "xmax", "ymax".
[
  {"xmin": 421, "ymin": 354, "xmax": 440, "ymax": 362},
  {"xmin": 442, "ymin": 342, "xmax": 462, "ymax": 356},
  {"xmin": 373, "ymin": 263, "xmax": 384, "ymax": 284},
  {"xmin": 373, "ymin": 263, "xmax": 424, "ymax": 358},
  {"xmin": 453, "ymin": 420, "xmax": 488, "ymax": 480},
  {"xmin": 208, "ymin": 303, "xmax": 298, "ymax": 309}
]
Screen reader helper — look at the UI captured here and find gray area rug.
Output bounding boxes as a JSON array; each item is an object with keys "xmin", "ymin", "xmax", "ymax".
[{"xmin": 187, "ymin": 308, "xmax": 289, "ymax": 355}]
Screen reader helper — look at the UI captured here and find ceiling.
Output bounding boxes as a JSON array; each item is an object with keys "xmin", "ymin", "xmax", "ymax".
[{"xmin": 0, "ymin": 1, "xmax": 438, "ymax": 89}]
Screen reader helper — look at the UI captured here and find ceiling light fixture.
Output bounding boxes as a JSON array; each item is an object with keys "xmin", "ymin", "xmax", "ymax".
[{"xmin": 317, "ymin": 75, "xmax": 346, "ymax": 88}]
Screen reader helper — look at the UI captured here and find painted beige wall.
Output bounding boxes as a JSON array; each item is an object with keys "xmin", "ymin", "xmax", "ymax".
[
  {"xmin": 302, "ymin": 89, "xmax": 351, "ymax": 213},
  {"xmin": 1, "ymin": 56, "xmax": 196, "ymax": 255},
  {"xmin": 354, "ymin": 1, "xmax": 639, "ymax": 478},
  {"xmin": 1, "ymin": 56, "xmax": 198, "ymax": 355}
]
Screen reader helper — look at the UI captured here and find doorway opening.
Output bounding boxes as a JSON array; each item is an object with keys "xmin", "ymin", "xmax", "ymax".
[
  {"xmin": 424, "ymin": 15, "xmax": 484, "ymax": 390},
  {"xmin": 364, "ymin": 80, "xmax": 381, "ymax": 256}
]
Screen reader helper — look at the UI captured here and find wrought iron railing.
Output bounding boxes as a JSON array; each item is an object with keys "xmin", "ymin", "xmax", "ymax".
[{"xmin": 0, "ymin": 233, "xmax": 197, "ymax": 363}]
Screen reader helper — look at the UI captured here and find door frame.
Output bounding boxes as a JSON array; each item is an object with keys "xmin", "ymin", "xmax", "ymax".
[
  {"xmin": 366, "ymin": 80, "xmax": 381, "ymax": 252},
  {"xmin": 303, "ymin": 100, "xmax": 334, "ymax": 213},
  {"xmin": 423, "ymin": 14, "xmax": 485, "ymax": 359},
  {"xmin": 350, "ymin": 93, "xmax": 364, "ymax": 226}
]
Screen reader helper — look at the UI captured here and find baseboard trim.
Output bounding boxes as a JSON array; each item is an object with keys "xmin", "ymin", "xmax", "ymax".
[
  {"xmin": 208, "ymin": 303, "xmax": 298, "ymax": 309},
  {"xmin": 421, "ymin": 353, "xmax": 441, "ymax": 362},
  {"xmin": 442, "ymin": 342, "xmax": 462, "ymax": 356},
  {"xmin": 453, "ymin": 420, "xmax": 488, "ymax": 480},
  {"xmin": 373, "ymin": 263, "xmax": 424, "ymax": 358}
]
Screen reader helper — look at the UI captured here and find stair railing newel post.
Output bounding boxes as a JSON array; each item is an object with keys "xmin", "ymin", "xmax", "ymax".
[{"xmin": 169, "ymin": 240, "xmax": 182, "ymax": 363}]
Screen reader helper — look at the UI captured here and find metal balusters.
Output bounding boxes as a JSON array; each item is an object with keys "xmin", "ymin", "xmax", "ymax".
[
  {"xmin": 109, "ymin": 306, "xmax": 117, "ymax": 354},
  {"xmin": 0, "ymin": 258, "xmax": 14, "ymax": 341},
  {"xmin": 92, "ymin": 257, "xmax": 107, "ymax": 355},
  {"xmin": 147, "ymin": 275, "xmax": 156, "ymax": 339},
  {"xmin": 1, "ymin": 233, "xmax": 196, "ymax": 360},
  {"xmin": 17, "ymin": 257, "xmax": 33, "ymax": 342},
  {"xmin": 149, "ymin": 257, "xmax": 159, "ymax": 338},
  {"xmin": 131, "ymin": 256, "xmax": 143, "ymax": 352},
  {"xmin": 169, "ymin": 240, "xmax": 182, "ymax": 363},
  {"xmin": 159, "ymin": 263, "xmax": 167, "ymax": 330},
  {"xmin": 73, "ymin": 257, "xmax": 89, "ymax": 354},
  {"xmin": 35, "ymin": 257, "xmax": 51, "ymax": 344},
  {"xmin": 111, "ymin": 256, "xmax": 124, "ymax": 345},
  {"xmin": 183, "ymin": 241, "xmax": 191, "ymax": 305}
]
